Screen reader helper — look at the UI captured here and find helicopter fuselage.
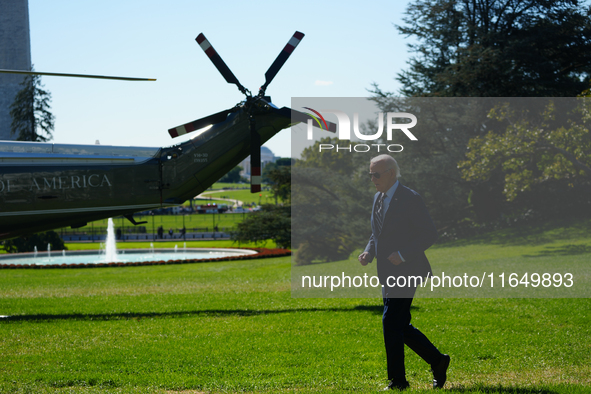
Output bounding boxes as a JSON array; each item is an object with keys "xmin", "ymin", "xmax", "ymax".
[{"xmin": 0, "ymin": 103, "xmax": 292, "ymax": 240}]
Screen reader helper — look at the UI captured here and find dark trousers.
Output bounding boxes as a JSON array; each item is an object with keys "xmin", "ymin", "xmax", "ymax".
[{"xmin": 382, "ymin": 292, "xmax": 442, "ymax": 382}]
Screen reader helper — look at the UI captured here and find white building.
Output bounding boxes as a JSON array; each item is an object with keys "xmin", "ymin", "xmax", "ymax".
[{"xmin": 239, "ymin": 146, "xmax": 277, "ymax": 176}]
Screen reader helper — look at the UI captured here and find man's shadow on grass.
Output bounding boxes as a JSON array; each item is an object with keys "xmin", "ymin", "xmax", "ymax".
[{"xmin": 0, "ymin": 304, "xmax": 416, "ymax": 322}]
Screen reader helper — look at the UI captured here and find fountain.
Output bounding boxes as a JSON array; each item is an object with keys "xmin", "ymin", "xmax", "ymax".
[
  {"xmin": 0, "ymin": 217, "xmax": 259, "ymax": 267},
  {"xmin": 104, "ymin": 218, "xmax": 118, "ymax": 262}
]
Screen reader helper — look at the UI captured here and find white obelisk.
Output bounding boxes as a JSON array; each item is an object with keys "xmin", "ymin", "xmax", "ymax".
[{"xmin": 0, "ymin": 0, "xmax": 32, "ymax": 140}]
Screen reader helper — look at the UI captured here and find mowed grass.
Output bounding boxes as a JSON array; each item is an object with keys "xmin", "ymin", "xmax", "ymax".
[
  {"xmin": 203, "ymin": 189, "xmax": 276, "ymax": 207},
  {"xmin": 1, "ymin": 222, "xmax": 590, "ymax": 393},
  {"xmin": 64, "ymin": 239, "xmax": 277, "ymax": 251},
  {"xmin": 63, "ymin": 182, "xmax": 273, "ymax": 235},
  {"xmin": 65, "ymin": 213, "xmax": 252, "ymax": 236}
]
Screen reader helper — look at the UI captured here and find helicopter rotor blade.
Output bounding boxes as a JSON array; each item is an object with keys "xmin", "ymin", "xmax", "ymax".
[
  {"xmin": 258, "ymin": 31, "xmax": 305, "ymax": 97},
  {"xmin": 0, "ymin": 69, "xmax": 156, "ymax": 81},
  {"xmin": 195, "ymin": 33, "xmax": 249, "ymax": 96},
  {"xmin": 168, "ymin": 108, "xmax": 233, "ymax": 138}
]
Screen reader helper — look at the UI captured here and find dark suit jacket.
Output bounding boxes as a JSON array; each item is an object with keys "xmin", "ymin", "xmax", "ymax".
[{"xmin": 364, "ymin": 183, "xmax": 437, "ymax": 286}]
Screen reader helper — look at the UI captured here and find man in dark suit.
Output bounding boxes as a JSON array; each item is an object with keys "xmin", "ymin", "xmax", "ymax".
[{"xmin": 358, "ymin": 155, "xmax": 450, "ymax": 390}]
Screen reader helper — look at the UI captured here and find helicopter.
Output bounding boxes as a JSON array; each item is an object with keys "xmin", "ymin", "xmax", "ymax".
[{"xmin": 0, "ymin": 31, "xmax": 336, "ymax": 241}]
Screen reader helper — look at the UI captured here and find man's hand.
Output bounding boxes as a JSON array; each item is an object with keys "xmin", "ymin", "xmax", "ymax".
[
  {"xmin": 358, "ymin": 252, "xmax": 372, "ymax": 266},
  {"xmin": 387, "ymin": 252, "xmax": 403, "ymax": 266}
]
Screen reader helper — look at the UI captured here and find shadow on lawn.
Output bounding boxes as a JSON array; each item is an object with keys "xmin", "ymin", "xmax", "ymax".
[
  {"xmin": 522, "ymin": 243, "xmax": 591, "ymax": 257},
  {"xmin": 449, "ymin": 385, "xmax": 558, "ymax": 393},
  {"xmin": 0, "ymin": 304, "xmax": 417, "ymax": 322},
  {"xmin": 436, "ymin": 218, "xmax": 591, "ymax": 249}
]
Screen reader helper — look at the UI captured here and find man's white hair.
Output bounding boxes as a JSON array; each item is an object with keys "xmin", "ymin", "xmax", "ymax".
[{"xmin": 370, "ymin": 154, "xmax": 401, "ymax": 178}]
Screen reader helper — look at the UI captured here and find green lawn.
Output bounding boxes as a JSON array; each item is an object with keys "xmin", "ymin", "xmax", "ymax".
[
  {"xmin": 64, "ymin": 239, "xmax": 277, "ymax": 251},
  {"xmin": 62, "ymin": 213, "xmax": 252, "ymax": 237},
  {"xmin": 57, "ymin": 182, "xmax": 275, "ymax": 237},
  {"xmin": 209, "ymin": 182, "xmax": 246, "ymax": 190},
  {"xmin": 202, "ymin": 188, "xmax": 276, "ymax": 207},
  {"xmin": 0, "ymin": 221, "xmax": 590, "ymax": 393},
  {"xmin": 190, "ymin": 198, "xmax": 229, "ymax": 206}
]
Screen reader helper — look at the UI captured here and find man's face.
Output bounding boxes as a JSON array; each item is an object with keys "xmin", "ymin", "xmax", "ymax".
[{"xmin": 370, "ymin": 160, "xmax": 397, "ymax": 193}]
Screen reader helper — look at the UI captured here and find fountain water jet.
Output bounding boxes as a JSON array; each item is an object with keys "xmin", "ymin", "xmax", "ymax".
[
  {"xmin": 1, "ymin": 247, "xmax": 258, "ymax": 266},
  {"xmin": 104, "ymin": 218, "xmax": 118, "ymax": 262},
  {"xmin": 0, "ymin": 217, "xmax": 259, "ymax": 267}
]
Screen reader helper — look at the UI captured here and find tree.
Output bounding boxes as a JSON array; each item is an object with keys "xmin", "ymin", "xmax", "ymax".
[
  {"xmin": 365, "ymin": 97, "xmax": 507, "ymax": 225},
  {"xmin": 291, "ymin": 137, "xmax": 377, "ymax": 264},
  {"xmin": 299, "ymin": 137, "xmax": 365, "ymax": 176},
  {"xmin": 10, "ymin": 72, "xmax": 54, "ymax": 141},
  {"xmin": 291, "ymin": 166, "xmax": 372, "ymax": 264},
  {"xmin": 231, "ymin": 164, "xmax": 292, "ymax": 248},
  {"xmin": 231, "ymin": 205, "xmax": 291, "ymax": 248},
  {"xmin": 267, "ymin": 166, "xmax": 291, "ymax": 204},
  {"xmin": 2, "ymin": 230, "xmax": 66, "ymax": 253},
  {"xmin": 393, "ymin": 0, "xmax": 591, "ymax": 97},
  {"xmin": 3, "ymin": 71, "xmax": 62, "ymax": 250},
  {"xmin": 219, "ymin": 165, "xmax": 244, "ymax": 183},
  {"xmin": 368, "ymin": 1, "xmax": 591, "ymax": 228},
  {"xmin": 262, "ymin": 157, "xmax": 294, "ymax": 189},
  {"xmin": 459, "ymin": 99, "xmax": 591, "ymax": 201}
]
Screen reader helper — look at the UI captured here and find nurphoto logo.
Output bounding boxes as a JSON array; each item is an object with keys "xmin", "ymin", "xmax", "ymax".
[{"xmin": 304, "ymin": 108, "xmax": 418, "ymax": 153}]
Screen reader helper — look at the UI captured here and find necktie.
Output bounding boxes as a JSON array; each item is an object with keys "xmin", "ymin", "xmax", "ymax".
[{"xmin": 374, "ymin": 192, "xmax": 385, "ymax": 236}]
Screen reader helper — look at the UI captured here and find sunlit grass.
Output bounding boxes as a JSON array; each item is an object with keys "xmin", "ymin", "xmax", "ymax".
[
  {"xmin": 0, "ymin": 221, "xmax": 590, "ymax": 393},
  {"xmin": 64, "ymin": 239, "xmax": 277, "ymax": 251}
]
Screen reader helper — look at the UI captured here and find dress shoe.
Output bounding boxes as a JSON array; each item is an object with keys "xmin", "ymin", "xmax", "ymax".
[
  {"xmin": 383, "ymin": 380, "xmax": 410, "ymax": 391},
  {"xmin": 431, "ymin": 353, "xmax": 450, "ymax": 389}
]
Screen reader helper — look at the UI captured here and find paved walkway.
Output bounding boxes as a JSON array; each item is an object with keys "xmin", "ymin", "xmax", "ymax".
[{"xmin": 197, "ymin": 189, "xmax": 244, "ymax": 207}]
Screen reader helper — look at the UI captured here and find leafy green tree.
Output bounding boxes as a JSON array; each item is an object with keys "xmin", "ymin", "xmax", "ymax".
[
  {"xmin": 231, "ymin": 205, "xmax": 291, "ymax": 248},
  {"xmin": 262, "ymin": 162, "xmax": 278, "ymax": 184},
  {"xmin": 368, "ymin": 1, "xmax": 591, "ymax": 226},
  {"xmin": 267, "ymin": 166, "xmax": 291, "ymax": 204},
  {"xmin": 231, "ymin": 164, "xmax": 292, "ymax": 248},
  {"xmin": 299, "ymin": 137, "xmax": 366, "ymax": 176},
  {"xmin": 4, "ymin": 71, "xmax": 63, "ymax": 249},
  {"xmin": 291, "ymin": 165, "xmax": 372, "ymax": 265},
  {"xmin": 365, "ymin": 97, "xmax": 505, "ymax": 225},
  {"xmin": 459, "ymin": 99, "xmax": 591, "ymax": 201},
  {"xmin": 292, "ymin": 137, "xmax": 377, "ymax": 264},
  {"xmin": 10, "ymin": 72, "xmax": 54, "ymax": 141},
  {"xmin": 275, "ymin": 157, "xmax": 294, "ymax": 167},
  {"xmin": 393, "ymin": 0, "xmax": 591, "ymax": 97},
  {"xmin": 262, "ymin": 157, "xmax": 293, "ymax": 187},
  {"xmin": 2, "ymin": 231, "xmax": 66, "ymax": 253},
  {"xmin": 580, "ymin": 84, "xmax": 591, "ymax": 98},
  {"xmin": 219, "ymin": 165, "xmax": 244, "ymax": 183}
]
